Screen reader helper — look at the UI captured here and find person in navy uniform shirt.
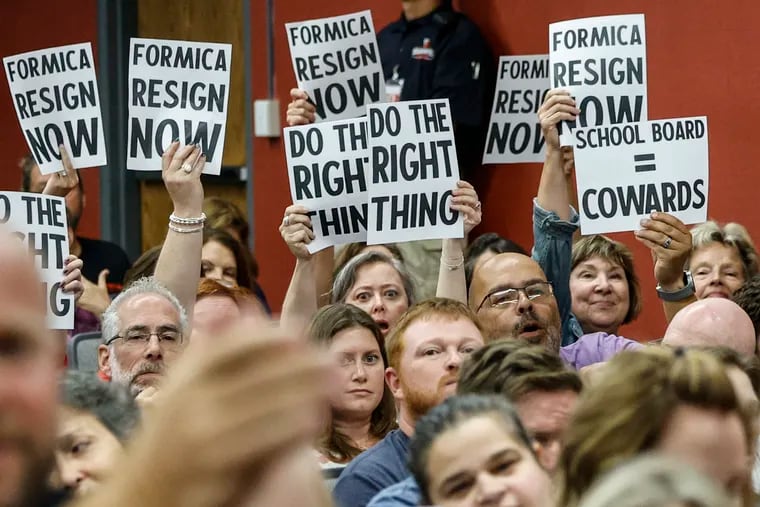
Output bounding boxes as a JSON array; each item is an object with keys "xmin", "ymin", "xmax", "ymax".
[{"xmin": 377, "ymin": 0, "xmax": 495, "ymax": 178}]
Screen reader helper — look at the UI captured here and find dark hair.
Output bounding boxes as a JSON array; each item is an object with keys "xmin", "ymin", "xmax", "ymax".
[
  {"xmin": 409, "ymin": 394, "xmax": 534, "ymax": 504},
  {"xmin": 202, "ymin": 228, "xmax": 254, "ymax": 290},
  {"xmin": 458, "ymin": 339, "xmax": 582, "ymax": 399},
  {"xmin": 60, "ymin": 371, "xmax": 140, "ymax": 442},
  {"xmin": 308, "ymin": 304, "xmax": 397, "ymax": 463},
  {"xmin": 123, "ymin": 244, "xmax": 162, "ymax": 289},
  {"xmin": 571, "ymin": 235, "xmax": 641, "ymax": 325},
  {"xmin": 733, "ymin": 275, "xmax": 760, "ymax": 340},
  {"xmin": 464, "ymin": 233, "xmax": 528, "ymax": 289},
  {"xmin": 203, "ymin": 196, "xmax": 249, "ymax": 242}
]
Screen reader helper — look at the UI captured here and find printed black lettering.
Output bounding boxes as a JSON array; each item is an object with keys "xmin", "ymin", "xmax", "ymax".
[
  {"xmin": 49, "ymin": 281, "xmax": 71, "ymax": 317},
  {"xmin": 0, "ymin": 195, "xmax": 10, "ymax": 224}
]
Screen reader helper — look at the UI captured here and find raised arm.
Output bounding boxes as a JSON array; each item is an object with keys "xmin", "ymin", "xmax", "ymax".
[
  {"xmin": 533, "ymin": 90, "xmax": 583, "ymax": 345},
  {"xmin": 280, "ymin": 204, "xmax": 319, "ymax": 331},
  {"xmin": 635, "ymin": 212, "xmax": 696, "ymax": 321},
  {"xmin": 153, "ymin": 143, "xmax": 206, "ymax": 319},
  {"xmin": 536, "ymin": 89, "xmax": 578, "ymax": 219},
  {"xmin": 436, "ymin": 181, "xmax": 482, "ymax": 302}
]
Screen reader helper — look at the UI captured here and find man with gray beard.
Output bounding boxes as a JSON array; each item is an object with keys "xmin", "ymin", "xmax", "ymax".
[{"xmin": 97, "ymin": 277, "xmax": 187, "ymax": 397}]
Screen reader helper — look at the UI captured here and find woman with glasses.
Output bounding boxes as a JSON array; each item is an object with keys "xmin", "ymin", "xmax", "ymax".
[{"xmin": 278, "ymin": 181, "xmax": 482, "ymax": 335}]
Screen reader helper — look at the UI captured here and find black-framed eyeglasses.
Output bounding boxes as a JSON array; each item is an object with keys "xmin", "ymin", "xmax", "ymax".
[
  {"xmin": 476, "ymin": 282, "xmax": 554, "ymax": 311},
  {"xmin": 105, "ymin": 327, "xmax": 184, "ymax": 347}
]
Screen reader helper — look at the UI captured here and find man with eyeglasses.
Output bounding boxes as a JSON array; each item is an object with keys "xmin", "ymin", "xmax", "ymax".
[
  {"xmin": 469, "ymin": 252, "xmax": 641, "ymax": 369},
  {"xmin": 97, "ymin": 277, "xmax": 188, "ymax": 397}
]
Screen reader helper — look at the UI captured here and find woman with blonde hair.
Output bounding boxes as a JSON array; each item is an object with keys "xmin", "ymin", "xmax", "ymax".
[
  {"xmin": 578, "ymin": 454, "xmax": 731, "ymax": 507},
  {"xmin": 559, "ymin": 348, "xmax": 754, "ymax": 507},
  {"xmin": 689, "ymin": 220, "xmax": 759, "ymax": 300}
]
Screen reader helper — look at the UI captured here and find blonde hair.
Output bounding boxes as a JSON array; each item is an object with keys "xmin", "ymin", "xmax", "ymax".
[
  {"xmin": 558, "ymin": 348, "xmax": 752, "ymax": 507},
  {"xmin": 578, "ymin": 454, "xmax": 730, "ymax": 507},
  {"xmin": 690, "ymin": 221, "xmax": 759, "ymax": 278}
]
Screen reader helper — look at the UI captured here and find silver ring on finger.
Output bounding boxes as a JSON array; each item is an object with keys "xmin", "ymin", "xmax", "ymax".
[
  {"xmin": 60, "ymin": 169, "xmax": 68, "ymax": 177},
  {"xmin": 662, "ymin": 236, "xmax": 672, "ymax": 249},
  {"xmin": 283, "ymin": 214, "xmax": 290, "ymax": 227},
  {"xmin": 475, "ymin": 201, "xmax": 482, "ymax": 211},
  {"xmin": 181, "ymin": 162, "xmax": 193, "ymax": 173}
]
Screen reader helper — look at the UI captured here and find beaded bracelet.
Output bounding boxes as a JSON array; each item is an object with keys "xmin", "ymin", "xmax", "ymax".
[
  {"xmin": 169, "ymin": 212, "xmax": 206, "ymax": 226},
  {"xmin": 168, "ymin": 223, "xmax": 204, "ymax": 234}
]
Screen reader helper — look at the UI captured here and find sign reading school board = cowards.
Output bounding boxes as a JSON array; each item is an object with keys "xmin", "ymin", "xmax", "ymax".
[
  {"xmin": 284, "ymin": 117, "xmax": 369, "ymax": 253},
  {"xmin": 367, "ymin": 99, "xmax": 463, "ymax": 245},
  {"xmin": 549, "ymin": 14, "xmax": 647, "ymax": 147},
  {"xmin": 483, "ymin": 55, "xmax": 550, "ymax": 164},
  {"xmin": 286, "ymin": 10, "xmax": 385, "ymax": 122},
  {"xmin": 0, "ymin": 192, "xmax": 73, "ymax": 329},
  {"xmin": 3, "ymin": 43, "xmax": 107, "ymax": 175},
  {"xmin": 127, "ymin": 38, "xmax": 232, "ymax": 175},
  {"xmin": 573, "ymin": 117, "xmax": 708, "ymax": 235}
]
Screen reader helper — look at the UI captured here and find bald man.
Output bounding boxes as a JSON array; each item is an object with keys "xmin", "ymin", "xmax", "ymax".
[
  {"xmin": 0, "ymin": 231, "xmax": 65, "ymax": 507},
  {"xmin": 663, "ymin": 298, "xmax": 756, "ymax": 356},
  {"xmin": 469, "ymin": 252, "xmax": 642, "ymax": 368}
]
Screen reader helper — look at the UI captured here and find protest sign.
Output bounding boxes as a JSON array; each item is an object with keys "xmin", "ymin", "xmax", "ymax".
[
  {"xmin": 286, "ymin": 10, "xmax": 385, "ymax": 121},
  {"xmin": 284, "ymin": 117, "xmax": 369, "ymax": 252},
  {"xmin": 483, "ymin": 55, "xmax": 549, "ymax": 164},
  {"xmin": 366, "ymin": 99, "xmax": 462, "ymax": 244},
  {"xmin": 0, "ymin": 192, "xmax": 73, "ymax": 329},
  {"xmin": 127, "ymin": 38, "xmax": 232, "ymax": 174},
  {"xmin": 549, "ymin": 14, "xmax": 647, "ymax": 146},
  {"xmin": 3, "ymin": 43, "xmax": 107, "ymax": 175},
  {"xmin": 573, "ymin": 117, "xmax": 708, "ymax": 235}
]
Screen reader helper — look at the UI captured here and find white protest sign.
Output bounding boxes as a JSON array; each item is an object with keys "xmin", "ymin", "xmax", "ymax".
[
  {"xmin": 483, "ymin": 55, "xmax": 549, "ymax": 164},
  {"xmin": 3, "ymin": 43, "xmax": 107, "ymax": 175},
  {"xmin": 549, "ymin": 14, "xmax": 647, "ymax": 146},
  {"xmin": 284, "ymin": 117, "xmax": 369, "ymax": 253},
  {"xmin": 286, "ymin": 11, "xmax": 385, "ymax": 122},
  {"xmin": 0, "ymin": 192, "xmax": 73, "ymax": 329},
  {"xmin": 367, "ymin": 99, "xmax": 462, "ymax": 244},
  {"xmin": 127, "ymin": 38, "xmax": 232, "ymax": 174},
  {"xmin": 573, "ymin": 117, "xmax": 708, "ymax": 235}
]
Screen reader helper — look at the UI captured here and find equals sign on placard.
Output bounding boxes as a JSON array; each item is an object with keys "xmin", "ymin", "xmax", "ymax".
[{"xmin": 634, "ymin": 153, "xmax": 656, "ymax": 172}]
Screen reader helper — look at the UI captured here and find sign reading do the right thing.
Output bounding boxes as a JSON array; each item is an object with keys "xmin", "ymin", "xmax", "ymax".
[
  {"xmin": 367, "ymin": 99, "xmax": 462, "ymax": 245},
  {"xmin": 549, "ymin": 14, "xmax": 647, "ymax": 146},
  {"xmin": 0, "ymin": 192, "xmax": 73, "ymax": 329}
]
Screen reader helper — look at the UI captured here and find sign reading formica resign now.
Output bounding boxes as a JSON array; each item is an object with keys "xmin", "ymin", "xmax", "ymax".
[
  {"xmin": 127, "ymin": 38, "xmax": 232, "ymax": 174},
  {"xmin": 0, "ymin": 192, "xmax": 73, "ymax": 329},
  {"xmin": 573, "ymin": 117, "xmax": 709, "ymax": 235},
  {"xmin": 549, "ymin": 14, "xmax": 647, "ymax": 146},
  {"xmin": 3, "ymin": 43, "xmax": 107, "ymax": 175},
  {"xmin": 483, "ymin": 55, "xmax": 550, "ymax": 164},
  {"xmin": 286, "ymin": 11, "xmax": 385, "ymax": 121}
]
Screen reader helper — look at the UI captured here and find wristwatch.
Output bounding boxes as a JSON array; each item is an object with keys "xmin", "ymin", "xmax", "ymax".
[{"xmin": 656, "ymin": 271, "xmax": 695, "ymax": 302}]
